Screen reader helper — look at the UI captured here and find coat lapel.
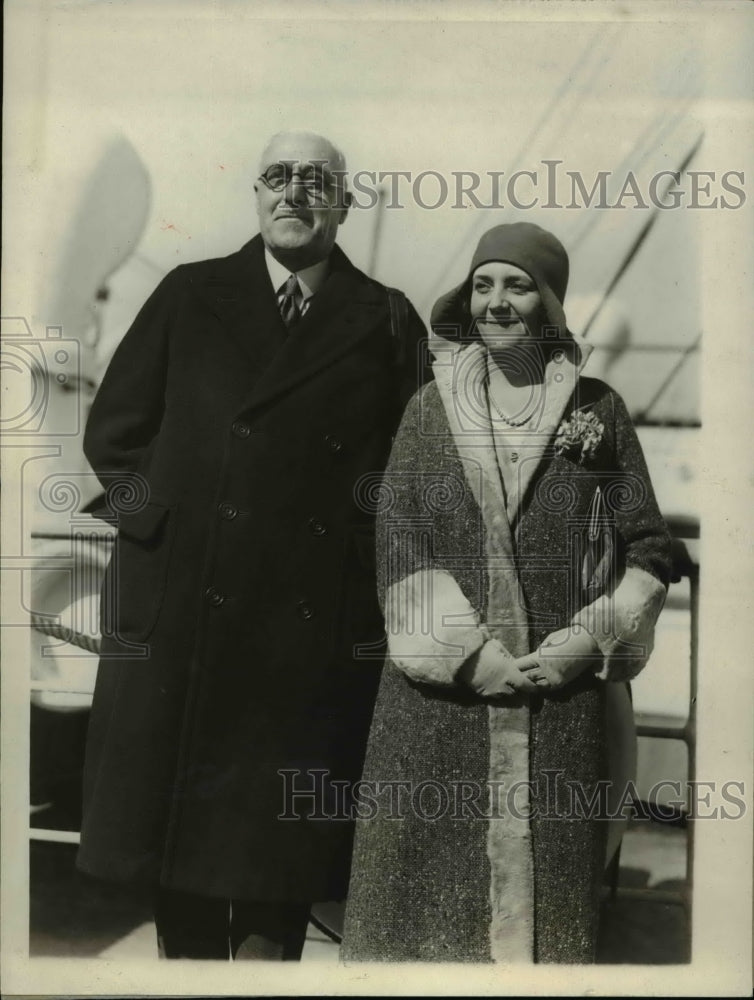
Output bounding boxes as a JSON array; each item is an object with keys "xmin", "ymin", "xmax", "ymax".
[
  {"xmin": 505, "ymin": 337, "xmax": 590, "ymax": 528},
  {"xmin": 241, "ymin": 247, "xmax": 387, "ymax": 413},
  {"xmin": 193, "ymin": 235, "xmax": 286, "ymax": 382},
  {"xmin": 190, "ymin": 237, "xmax": 389, "ymax": 414},
  {"xmin": 430, "ymin": 341, "xmax": 529, "ymax": 651}
]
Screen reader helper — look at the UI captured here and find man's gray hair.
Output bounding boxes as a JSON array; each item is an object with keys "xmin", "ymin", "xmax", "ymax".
[{"xmin": 258, "ymin": 130, "xmax": 348, "ymax": 176}]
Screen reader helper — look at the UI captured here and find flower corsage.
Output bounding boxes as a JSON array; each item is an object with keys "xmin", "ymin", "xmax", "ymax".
[{"xmin": 554, "ymin": 409, "xmax": 604, "ymax": 463}]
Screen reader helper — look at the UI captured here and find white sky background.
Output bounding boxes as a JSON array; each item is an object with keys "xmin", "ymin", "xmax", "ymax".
[
  {"xmin": 3, "ymin": 2, "xmax": 753, "ymax": 996},
  {"xmin": 37, "ymin": 10, "xmax": 703, "ymax": 276},
  {"xmin": 6, "ymin": 6, "xmax": 732, "ymax": 303},
  {"xmin": 6, "ymin": 1, "xmax": 749, "ymax": 424}
]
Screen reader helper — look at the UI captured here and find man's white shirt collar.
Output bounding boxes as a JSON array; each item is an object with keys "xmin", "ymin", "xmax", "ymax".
[{"xmin": 264, "ymin": 249, "xmax": 329, "ymax": 302}]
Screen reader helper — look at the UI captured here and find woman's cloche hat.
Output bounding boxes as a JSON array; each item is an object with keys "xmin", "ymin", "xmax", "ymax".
[{"xmin": 431, "ymin": 222, "xmax": 570, "ymax": 340}]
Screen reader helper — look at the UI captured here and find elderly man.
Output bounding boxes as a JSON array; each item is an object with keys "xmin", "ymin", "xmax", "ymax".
[{"xmin": 77, "ymin": 131, "xmax": 427, "ymax": 960}]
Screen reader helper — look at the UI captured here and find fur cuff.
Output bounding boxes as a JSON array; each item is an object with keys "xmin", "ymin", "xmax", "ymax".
[
  {"xmin": 572, "ymin": 566, "xmax": 667, "ymax": 682},
  {"xmin": 385, "ymin": 570, "xmax": 488, "ymax": 686}
]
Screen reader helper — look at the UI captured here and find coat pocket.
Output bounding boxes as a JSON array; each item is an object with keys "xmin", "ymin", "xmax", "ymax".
[{"xmin": 102, "ymin": 501, "xmax": 176, "ymax": 642}]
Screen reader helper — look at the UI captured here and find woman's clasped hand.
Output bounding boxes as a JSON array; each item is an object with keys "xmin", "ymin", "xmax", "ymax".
[{"xmin": 461, "ymin": 626, "xmax": 602, "ymax": 697}]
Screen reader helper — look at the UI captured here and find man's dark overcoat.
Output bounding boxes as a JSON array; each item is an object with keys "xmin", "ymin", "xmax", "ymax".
[{"xmin": 76, "ymin": 235, "xmax": 426, "ymax": 901}]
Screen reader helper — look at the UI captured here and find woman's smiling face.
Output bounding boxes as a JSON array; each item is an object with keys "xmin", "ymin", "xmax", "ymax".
[{"xmin": 470, "ymin": 261, "xmax": 548, "ymax": 353}]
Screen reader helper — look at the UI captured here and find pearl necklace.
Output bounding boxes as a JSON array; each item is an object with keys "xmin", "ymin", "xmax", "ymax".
[{"xmin": 488, "ymin": 390, "xmax": 537, "ymax": 427}]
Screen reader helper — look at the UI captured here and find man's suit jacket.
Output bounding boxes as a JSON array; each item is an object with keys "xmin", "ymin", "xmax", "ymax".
[{"xmin": 76, "ymin": 234, "xmax": 427, "ymax": 900}]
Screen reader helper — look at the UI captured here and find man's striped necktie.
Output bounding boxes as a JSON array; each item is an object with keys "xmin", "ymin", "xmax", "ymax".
[{"xmin": 279, "ymin": 274, "xmax": 303, "ymax": 330}]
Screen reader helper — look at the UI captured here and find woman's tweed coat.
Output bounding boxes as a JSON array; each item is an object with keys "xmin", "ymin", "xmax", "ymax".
[{"xmin": 341, "ymin": 337, "xmax": 672, "ymax": 964}]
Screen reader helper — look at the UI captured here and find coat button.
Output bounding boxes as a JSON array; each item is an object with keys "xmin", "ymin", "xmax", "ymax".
[
  {"xmin": 296, "ymin": 600, "xmax": 315, "ymax": 621},
  {"xmin": 308, "ymin": 517, "xmax": 327, "ymax": 536},
  {"xmin": 218, "ymin": 502, "xmax": 238, "ymax": 520},
  {"xmin": 325, "ymin": 434, "xmax": 343, "ymax": 454},
  {"xmin": 232, "ymin": 421, "xmax": 251, "ymax": 439},
  {"xmin": 205, "ymin": 586, "xmax": 225, "ymax": 607}
]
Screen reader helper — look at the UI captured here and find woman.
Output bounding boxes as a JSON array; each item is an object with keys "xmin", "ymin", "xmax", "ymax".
[{"xmin": 341, "ymin": 223, "xmax": 672, "ymax": 964}]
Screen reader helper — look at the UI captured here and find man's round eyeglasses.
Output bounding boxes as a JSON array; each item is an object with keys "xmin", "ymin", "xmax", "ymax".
[{"xmin": 258, "ymin": 162, "xmax": 338, "ymax": 201}]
